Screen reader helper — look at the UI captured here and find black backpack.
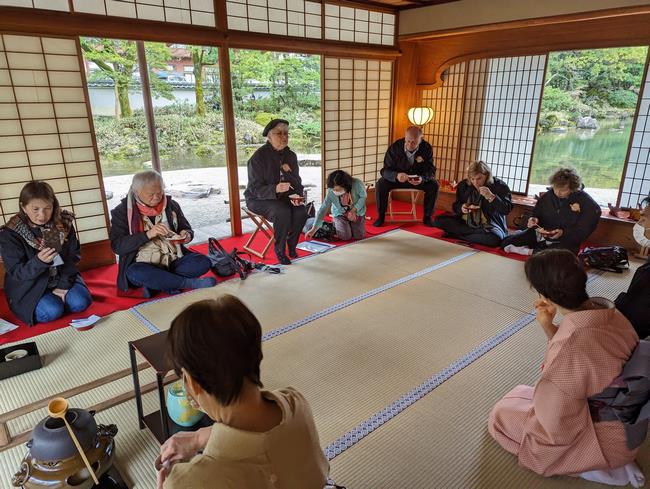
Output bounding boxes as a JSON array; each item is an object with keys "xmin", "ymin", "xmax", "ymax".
[
  {"xmin": 207, "ymin": 238, "xmax": 248, "ymax": 279},
  {"xmin": 578, "ymin": 246, "xmax": 630, "ymax": 273}
]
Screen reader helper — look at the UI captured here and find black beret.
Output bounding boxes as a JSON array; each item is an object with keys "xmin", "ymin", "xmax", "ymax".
[{"xmin": 262, "ymin": 118, "xmax": 289, "ymax": 137}]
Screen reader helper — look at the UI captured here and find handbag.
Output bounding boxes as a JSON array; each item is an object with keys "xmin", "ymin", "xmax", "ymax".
[
  {"xmin": 207, "ymin": 238, "xmax": 248, "ymax": 279},
  {"xmin": 578, "ymin": 246, "xmax": 630, "ymax": 273}
]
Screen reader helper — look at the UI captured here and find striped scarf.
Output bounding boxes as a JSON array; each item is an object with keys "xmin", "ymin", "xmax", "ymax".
[{"xmin": 3, "ymin": 211, "xmax": 74, "ymax": 250}]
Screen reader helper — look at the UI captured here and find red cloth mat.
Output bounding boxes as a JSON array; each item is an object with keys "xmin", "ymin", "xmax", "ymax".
[{"xmin": 0, "ymin": 229, "xmax": 350, "ymax": 344}]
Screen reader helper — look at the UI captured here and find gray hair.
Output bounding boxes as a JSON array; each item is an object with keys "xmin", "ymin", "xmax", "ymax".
[
  {"xmin": 266, "ymin": 122, "xmax": 289, "ymax": 141},
  {"xmin": 131, "ymin": 170, "xmax": 165, "ymax": 192}
]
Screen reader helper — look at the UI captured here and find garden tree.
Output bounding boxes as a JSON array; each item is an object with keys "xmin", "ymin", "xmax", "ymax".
[
  {"xmin": 229, "ymin": 49, "xmax": 319, "ymax": 110},
  {"xmin": 80, "ymin": 38, "xmax": 173, "ymax": 117},
  {"xmin": 190, "ymin": 46, "xmax": 219, "ymax": 116},
  {"xmin": 544, "ymin": 47, "xmax": 647, "ymax": 113}
]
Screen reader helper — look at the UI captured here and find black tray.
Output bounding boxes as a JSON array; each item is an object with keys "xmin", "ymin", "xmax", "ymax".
[{"xmin": 0, "ymin": 342, "xmax": 42, "ymax": 380}]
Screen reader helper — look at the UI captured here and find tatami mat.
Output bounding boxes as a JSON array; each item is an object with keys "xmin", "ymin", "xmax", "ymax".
[
  {"xmin": 259, "ymin": 276, "xmax": 526, "ymax": 446},
  {"xmin": 586, "ymin": 258, "xmax": 643, "ymax": 302},
  {"xmin": 0, "ymin": 234, "xmax": 644, "ymax": 489},
  {"xmin": 134, "ymin": 230, "xmax": 470, "ymax": 332},
  {"xmin": 329, "ymin": 320, "xmax": 650, "ymax": 489},
  {"xmin": 420, "ymin": 251, "xmax": 537, "ymax": 313},
  {"xmin": 0, "ymin": 311, "xmax": 152, "ymax": 415}
]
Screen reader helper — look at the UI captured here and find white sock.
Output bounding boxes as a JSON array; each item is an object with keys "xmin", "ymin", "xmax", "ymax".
[
  {"xmin": 504, "ymin": 244, "xmax": 533, "ymax": 256},
  {"xmin": 579, "ymin": 462, "xmax": 646, "ymax": 488}
]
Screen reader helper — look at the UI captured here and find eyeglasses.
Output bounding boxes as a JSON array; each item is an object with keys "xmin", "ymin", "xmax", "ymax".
[{"xmin": 181, "ymin": 371, "xmax": 201, "ymax": 410}]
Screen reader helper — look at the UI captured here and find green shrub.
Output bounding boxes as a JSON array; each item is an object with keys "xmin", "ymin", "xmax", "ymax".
[
  {"xmin": 254, "ymin": 112, "xmax": 276, "ymax": 127},
  {"xmin": 607, "ymin": 89, "xmax": 639, "ymax": 109}
]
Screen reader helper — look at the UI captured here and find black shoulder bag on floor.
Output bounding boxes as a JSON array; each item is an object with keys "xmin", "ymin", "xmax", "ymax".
[
  {"xmin": 207, "ymin": 238, "xmax": 248, "ymax": 279},
  {"xmin": 578, "ymin": 246, "xmax": 630, "ymax": 273}
]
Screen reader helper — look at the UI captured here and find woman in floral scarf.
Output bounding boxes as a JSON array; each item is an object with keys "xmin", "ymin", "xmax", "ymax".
[
  {"xmin": 109, "ymin": 170, "xmax": 214, "ymax": 296},
  {"xmin": 0, "ymin": 181, "xmax": 92, "ymax": 325}
]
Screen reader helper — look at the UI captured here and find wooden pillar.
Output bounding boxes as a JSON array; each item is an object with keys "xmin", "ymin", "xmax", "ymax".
[
  {"xmin": 136, "ymin": 41, "xmax": 161, "ymax": 173},
  {"xmin": 218, "ymin": 46, "xmax": 242, "ymax": 236},
  {"xmin": 392, "ymin": 40, "xmax": 419, "ymax": 141}
]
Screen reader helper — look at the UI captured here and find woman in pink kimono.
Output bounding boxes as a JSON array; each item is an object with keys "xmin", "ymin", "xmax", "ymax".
[{"xmin": 488, "ymin": 249, "xmax": 645, "ymax": 487}]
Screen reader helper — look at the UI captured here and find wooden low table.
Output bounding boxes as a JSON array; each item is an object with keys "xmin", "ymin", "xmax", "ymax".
[{"xmin": 129, "ymin": 331, "xmax": 212, "ymax": 444}]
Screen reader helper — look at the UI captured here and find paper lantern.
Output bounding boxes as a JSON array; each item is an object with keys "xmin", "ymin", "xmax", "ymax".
[{"xmin": 407, "ymin": 107, "xmax": 434, "ymax": 126}]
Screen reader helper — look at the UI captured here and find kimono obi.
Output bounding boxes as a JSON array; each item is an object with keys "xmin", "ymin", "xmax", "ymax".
[{"xmin": 588, "ymin": 339, "xmax": 650, "ymax": 450}]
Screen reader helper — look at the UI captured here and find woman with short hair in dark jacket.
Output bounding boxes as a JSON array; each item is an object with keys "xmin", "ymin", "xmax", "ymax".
[
  {"xmin": 502, "ymin": 167, "xmax": 601, "ymax": 256},
  {"xmin": 433, "ymin": 161, "xmax": 513, "ymax": 247},
  {"xmin": 0, "ymin": 181, "xmax": 92, "ymax": 325},
  {"xmin": 109, "ymin": 170, "xmax": 215, "ymax": 297}
]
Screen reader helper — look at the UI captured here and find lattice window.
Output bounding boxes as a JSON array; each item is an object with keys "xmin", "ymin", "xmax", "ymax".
[
  {"xmin": 421, "ymin": 62, "xmax": 466, "ymax": 183},
  {"xmin": 324, "ymin": 3, "xmax": 395, "ymax": 46},
  {"xmin": 456, "ymin": 58, "xmax": 490, "ymax": 184},
  {"xmin": 323, "ymin": 57, "xmax": 392, "ymax": 186},
  {"xmin": 0, "ymin": 34, "xmax": 108, "ymax": 243},
  {"xmin": 227, "ymin": 0, "xmax": 322, "ymax": 38},
  {"xmin": 72, "ymin": 0, "xmax": 215, "ymax": 27},
  {"xmin": 476, "ymin": 55, "xmax": 546, "ymax": 194},
  {"xmin": 620, "ymin": 65, "xmax": 650, "ymax": 207},
  {"xmin": 0, "ymin": 0, "xmax": 69, "ymax": 10}
]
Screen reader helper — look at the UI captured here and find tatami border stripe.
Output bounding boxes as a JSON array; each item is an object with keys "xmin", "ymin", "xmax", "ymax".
[
  {"xmin": 324, "ymin": 312, "xmax": 535, "ymax": 460},
  {"xmin": 261, "ymin": 250, "xmax": 477, "ymax": 341},
  {"xmin": 130, "ymin": 228, "xmax": 403, "ymax": 312},
  {"xmin": 324, "ymin": 269, "xmax": 605, "ymax": 461},
  {"xmin": 130, "ymin": 307, "xmax": 160, "ymax": 334}
]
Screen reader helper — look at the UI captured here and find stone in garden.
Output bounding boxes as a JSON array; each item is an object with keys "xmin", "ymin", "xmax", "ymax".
[{"xmin": 577, "ymin": 116, "xmax": 599, "ymax": 129}]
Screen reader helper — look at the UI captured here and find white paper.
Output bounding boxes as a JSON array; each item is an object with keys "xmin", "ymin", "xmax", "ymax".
[
  {"xmin": 0, "ymin": 318, "xmax": 19, "ymax": 335},
  {"xmin": 296, "ymin": 240, "xmax": 336, "ymax": 253},
  {"xmin": 70, "ymin": 314, "xmax": 102, "ymax": 329}
]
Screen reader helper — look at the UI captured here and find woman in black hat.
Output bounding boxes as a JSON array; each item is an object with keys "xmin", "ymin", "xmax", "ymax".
[{"xmin": 244, "ymin": 119, "xmax": 308, "ymax": 265}]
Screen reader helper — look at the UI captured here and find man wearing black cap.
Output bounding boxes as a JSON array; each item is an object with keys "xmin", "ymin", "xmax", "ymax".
[
  {"xmin": 373, "ymin": 126, "xmax": 438, "ymax": 227},
  {"xmin": 244, "ymin": 119, "xmax": 308, "ymax": 265}
]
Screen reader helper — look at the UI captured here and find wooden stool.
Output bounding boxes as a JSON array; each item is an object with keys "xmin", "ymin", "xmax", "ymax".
[
  {"xmin": 242, "ymin": 207, "xmax": 275, "ymax": 259},
  {"xmin": 387, "ymin": 189, "xmax": 422, "ymax": 223}
]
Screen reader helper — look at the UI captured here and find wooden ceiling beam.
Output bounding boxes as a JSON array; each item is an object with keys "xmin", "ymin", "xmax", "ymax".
[{"xmin": 400, "ymin": 4, "xmax": 650, "ymax": 41}]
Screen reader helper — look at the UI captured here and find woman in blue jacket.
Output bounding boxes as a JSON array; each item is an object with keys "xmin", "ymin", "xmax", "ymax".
[{"xmin": 306, "ymin": 170, "xmax": 367, "ymax": 241}]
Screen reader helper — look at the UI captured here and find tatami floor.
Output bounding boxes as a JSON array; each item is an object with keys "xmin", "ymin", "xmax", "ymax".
[{"xmin": 0, "ymin": 229, "xmax": 647, "ymax": 489}]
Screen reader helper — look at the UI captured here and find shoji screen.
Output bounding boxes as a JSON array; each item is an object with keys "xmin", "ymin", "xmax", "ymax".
[
  {"xmin": 620, "ymin": 65, "xmax": 650, "ymax": 207},
  {"xmin": 0, "ymin": 0, "xmax": 68, "ymax": 10},
  {"xmin": 323, "ymin": 3, "xmax": 395, "ymax": 46},
  {"xmin": 458, "ymin": 58, "xmax": 490, "ymax": 182},
  {"xmin": 0, "ymin": 34, "xmax": 109, "ymax": 244},
  {"xmin": 226, "ymin": 0, "xmax": 322, "ymax": 38},
  {"xmin": 421, "ymin": 62, "xmax": 466, "ymax": 183},
  {"xmin": 323, "ymin": 57, "xmax": 393, "ymax": 186},
  {"xmin": 71, "ymin": 0, "xmax": 215, "ymax": 27},
  {"xmin": 476, "ymin": 55, "xmax": 546, "ymax": 194},
  {"xmin": 420, "ymin": 55, "xmax": 545, "ymax": 192}
]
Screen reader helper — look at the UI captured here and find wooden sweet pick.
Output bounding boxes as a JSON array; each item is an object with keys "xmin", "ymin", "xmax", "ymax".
[{"xmin": 47, "ymin": 397, "xmax": 100, "ymax": 485}]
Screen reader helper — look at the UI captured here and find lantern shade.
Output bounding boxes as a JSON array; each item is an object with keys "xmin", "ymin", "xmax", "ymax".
[{"xmin": 407, "ymin": 107, "xmax": 434, "ymax": 126}]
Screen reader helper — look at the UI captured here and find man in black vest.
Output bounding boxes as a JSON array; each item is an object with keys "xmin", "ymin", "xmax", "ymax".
[{"xmin": 373, "ymin": 126, "xmax": 438, "ymax": 227}]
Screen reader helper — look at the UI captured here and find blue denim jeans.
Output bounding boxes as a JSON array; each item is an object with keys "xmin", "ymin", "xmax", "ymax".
[
  {"xmin": 126, "ymin": 253, "xmax": 211, "ymax": 292},
  {"xmin": 34, "ymin": 282, "xmax": 93, "ymax": 324}
]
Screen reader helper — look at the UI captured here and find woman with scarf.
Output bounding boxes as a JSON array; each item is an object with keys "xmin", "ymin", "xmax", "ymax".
[
  {"xmin": 305, "ymin": 170, "xmax": 367, "ymax": 241},
  {"xmin": 0, "ymin": 181, "xmax": 92, "ymax": 325},
  {"xmin": 433, "ymin": 160, "xmax": 512, "ymax": 247},
  {"xmin": 109, "ymin": 170, "xmax": 214, "ymax": 296}
]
